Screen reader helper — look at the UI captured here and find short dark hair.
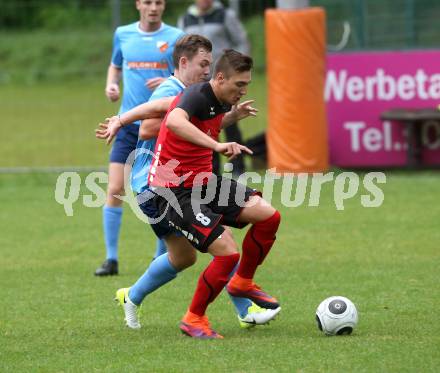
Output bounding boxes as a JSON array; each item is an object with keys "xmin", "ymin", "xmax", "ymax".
[
  {"xmin": 213, "ymin": 49, "xmax": 253, "ymax": 77},
  {"xmin": 173, "ymin": 34, "xmax": 212, "ymax": 68}
]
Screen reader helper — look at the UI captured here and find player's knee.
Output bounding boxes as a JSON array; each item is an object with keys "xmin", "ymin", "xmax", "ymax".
[
  {"xmin": 106, "ymin": 190, "xmax": 124, "ymax": 206},
  {"xmin": 181, "ymin": 249, "xmax": 197, "ymax": 269},
  {"xmin": 258, "ymin": 209, "xmax": 281, "ymax": 230},
  {"xmin": 222, "ymin": 229, "xmax": 240, "ymax": 255},
  {"xmin": 167, "ymin": 240, "xmax": 197, "ymax": 271},
  {"xmin": 220, "ymin": 232, "xmax": 238, "ymax": 253},
  {"xmin": 170, "ymin": 252, "xmax": 196, "ymax": 271},
  {"xmin": 256, "ymin": 204, "xmax": 280, "ymax": 224},
  {"xmin": 107, "ymin": 182, "xmax": 124, "ymax": 198},
  {"xmin": 208, "ymin": 233, "xmax": 238, "ymax": 257}
]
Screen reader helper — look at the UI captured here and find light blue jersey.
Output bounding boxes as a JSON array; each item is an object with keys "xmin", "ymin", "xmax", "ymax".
[
  {"xmin": 111, "ymin": 22, "xmax": 184, "ymax": 116},
  {"xmin": 131, "ymin": 76, "xmax": 186, "ymax": 193}
]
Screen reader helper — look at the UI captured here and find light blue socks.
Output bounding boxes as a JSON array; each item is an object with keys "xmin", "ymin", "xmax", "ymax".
[
  {"xmin": 154, "ymin": 238, "xmax": 167, "ymax": 259},
  {"xmin": 227, "ymin": 263, "xmax": 252, "ymax": 318},
  {"xmin": 103, "ymin": 205, "xmax": 123, "ymax": 260},
  {"xmin": 127, "ymin": 248, "xmax": 252, "ymax": 317},
  {"xmin": 129, "ymin": 253, "xmax": 178, "ymax": 306}
]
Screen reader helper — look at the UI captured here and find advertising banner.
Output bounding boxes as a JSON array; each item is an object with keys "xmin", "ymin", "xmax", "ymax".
[{"xmin": 326, "ymin": 51, "xmax": 440, "ymax": 167}]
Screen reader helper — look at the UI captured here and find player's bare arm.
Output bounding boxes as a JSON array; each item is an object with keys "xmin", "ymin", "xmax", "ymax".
[
  {"xmin": 145, "ymin": 77, "xmax": 167, "ymax": 91},
  {"xmin": 139, "ymin": 118, "xmax": 163, "ymax": 140},
  {"xmin": 105, "ymin": 64, "xmax": 122, "ymax": 102},
  {"xmin": 95, "ymin": 96, "xmax": 174, "ymax": 144},
  {"xmin": 167, "ymin": 108, "xmax": 253, "ymax": 160},
  {"xmin": 120, "ymin": 96, "xmax": 175, "ymax": 125},
  {"xmin": 221, "ymin": 100, "xmax": 258, "ymax": 128}
]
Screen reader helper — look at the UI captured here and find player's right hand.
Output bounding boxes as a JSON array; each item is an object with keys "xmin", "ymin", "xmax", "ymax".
[
  {"xmin": 95, "ymin": 116, "xmax": 122, "ymax": 145},
  {"xmin": 105, "ymin": 83, "xmax": 120, "ymax": 102},
  {"xmin": 215, "ymin": 142, "xmax": 253, "ymax": 160}
]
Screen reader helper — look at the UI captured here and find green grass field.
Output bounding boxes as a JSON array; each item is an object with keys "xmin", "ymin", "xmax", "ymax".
[
  {"xmin": 1, "ymin": 170, "xmax": 439, "ymax": 372},
  {"xmin": 2, "ymin": 14, "xmax": 440, "ymax": 371}
]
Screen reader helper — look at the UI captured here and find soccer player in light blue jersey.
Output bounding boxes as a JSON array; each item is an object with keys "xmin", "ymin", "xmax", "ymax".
[
  {"xmin": 96, "ymin": 35, "xmax": 281, "ymax": 330},
  {"xmin": 95, "ymin": 0, "xmax": 185, "ymax": 276}
]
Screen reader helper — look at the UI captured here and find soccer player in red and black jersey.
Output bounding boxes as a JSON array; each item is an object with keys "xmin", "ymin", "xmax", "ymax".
[{"xmin": 149, "ymin": 49, "xmax": 282, "ymax": 339}]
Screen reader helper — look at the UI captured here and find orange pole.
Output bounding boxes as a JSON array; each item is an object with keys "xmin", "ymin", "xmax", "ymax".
[{"xmin": 265, "ymin": 7, "xmax": 328, "ymax": 173}]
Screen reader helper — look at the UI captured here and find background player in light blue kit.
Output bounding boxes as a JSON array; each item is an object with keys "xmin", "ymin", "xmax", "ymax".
[{"xmin": 95, "ymin": 0, "xmax": 184, "ymax": 276}]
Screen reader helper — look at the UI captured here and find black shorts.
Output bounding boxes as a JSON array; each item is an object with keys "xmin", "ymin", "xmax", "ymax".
[
  {"xmin": 153, "ymin": 176, "xmax": 259, "ymax": 253},
  {"xmin": 136, "ymin": 190, "xmax": 176, "ymax": 239}
]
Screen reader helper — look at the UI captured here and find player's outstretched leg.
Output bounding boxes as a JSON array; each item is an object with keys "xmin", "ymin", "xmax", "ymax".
[
  {"xmin": 227, "ymin": 197, "xmax": 281, "ymax": 310},
  {"xmin": 115, "ymin": 238, "xmax": 196, "ymax": 329},
  {"xmin": 115, "ymin": 253, "xmax": 179, "ymax": 329},
  {"xmin": 128, "ymin": 252, "xmax": 179, "ymax": 305}
]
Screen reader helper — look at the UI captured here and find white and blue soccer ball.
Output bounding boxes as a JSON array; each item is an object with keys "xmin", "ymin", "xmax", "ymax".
[{"xmin": 315, "ymin": 296, "xmax": 358, "ymax": 336}]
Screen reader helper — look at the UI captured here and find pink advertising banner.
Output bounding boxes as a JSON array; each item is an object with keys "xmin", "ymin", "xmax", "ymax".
[{"xmin": 326, "ymin": 50, "xmax": 440, "ymax": 167}]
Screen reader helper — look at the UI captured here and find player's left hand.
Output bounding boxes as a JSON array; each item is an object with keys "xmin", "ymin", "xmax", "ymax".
[
  {"xmin": 215, "ymin": 142, "xmax": 253, "ymax": 161},
  {"xmin": 145, "ymin": 77, "xmax": 166, "ymax": 91},
  {"xmin": 232, "ymin": 100, "xmax": 258, "ymax": 121},
  {"xmin": 95, "ymin": 116, "xmax": 122, "ymax": 145}
]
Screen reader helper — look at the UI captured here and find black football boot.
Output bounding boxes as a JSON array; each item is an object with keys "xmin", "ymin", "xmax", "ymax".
[{"xmin": 94, "ymin": 259, "xmax": 118, "ymax": 276}]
